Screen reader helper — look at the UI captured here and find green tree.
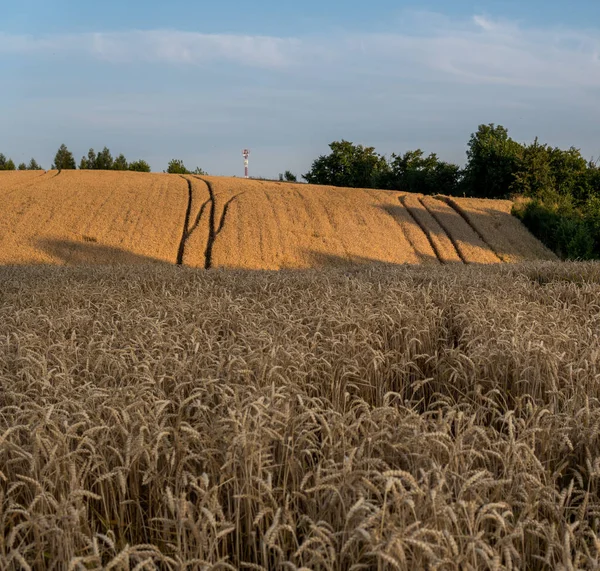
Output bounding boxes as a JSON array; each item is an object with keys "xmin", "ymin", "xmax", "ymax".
[
  {"xmin": 52, "ymin": 144, "xmax": 76, "ymax": 170},
  {"xmin": 166, "ymin": 159, "xmax": 189, "ymax": 174},
  {"xmin": 0, "ymin": 154, "xmax": 6, "ymax": 169},
  {"xmin": 86, "ymin": 149, "xmax": 97, "ymax": 169},
  {"xmin": 18, "ymin": 162, "xmax": 27, "ymax": 171},
  {"xmin": 303, "ymin": 140, "xmax": 389, "ymax": 188},
  {"xmin": 95, "ymin": 147, "xmax": 114, "ymax": 170},
  {"xmin": 548, "ymin": 146, "xmax": 589, "ymax": 202},
  {"xmin": 128, "ymin": 160, "xmax": 151, "ymax": 173},
  {"xmin": 27, "ymin": 158, "xmax": 42, "ymax": 170},
  {"xmin": 511, "ymin": 138, "xmax": 554, "ymax": 199},
  {"xmin": 192, "ymin": 166, "xmax": 207, "ymax": 175},
  {"xmin": 379, "ymin": 150, "xmax": 461, "ymax": 195},
  {"xmin": 113, "ymin": 154, "xmax": 129, "ymax": 171},
  {"xmin": 79, "ymin": 157, "xmax": 89, "ymax": 170},
  {"xmin": 5, "ymin": 159, "xmax": 15, "ymax": 171},
  {"xmin": 463, "ymin": 124, "xmax": 524, "ymax": 198},
  {"xmin": 283, "ymin": 170, "xmax": 297, "ymax": 182}
]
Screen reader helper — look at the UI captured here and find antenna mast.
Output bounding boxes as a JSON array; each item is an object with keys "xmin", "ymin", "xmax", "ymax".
[{"xmin": 243, "ymin": 149, "xmax": 250, "ymax": 179}]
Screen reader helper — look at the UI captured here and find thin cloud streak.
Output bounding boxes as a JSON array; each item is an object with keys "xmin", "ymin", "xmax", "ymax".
[{"xmin": 1, "ymin": 14, "xmax": 599, "ymax": 87}]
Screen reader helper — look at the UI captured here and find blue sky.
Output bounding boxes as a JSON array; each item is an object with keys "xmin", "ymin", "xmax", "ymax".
[{"xmin": 2, "ymin": 1, "xmax": 600, "ymax": 176}]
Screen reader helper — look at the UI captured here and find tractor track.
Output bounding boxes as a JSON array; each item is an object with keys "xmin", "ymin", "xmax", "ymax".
[
  {"xmin": 437, "ymin": 196, "xmax": 504, "ymax": 262},
  {"xmin": 418, "ymin": 197, "xmax": 467, "ymax": 264},
  {"xmin": 400, "ymin": 195, "xmax": 444, "ymax": 264},
  {"xmin": 176, "ymin": 176, "xmax": 193, "ymax": 265},
  {"xmin": 193, "ymin": 177, "xmax": 243, "ymax": 269}
]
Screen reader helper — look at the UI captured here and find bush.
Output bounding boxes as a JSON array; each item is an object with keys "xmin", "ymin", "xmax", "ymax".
[
  {"xmin": 513, "ymin": 195, "xmax": 598, "ymax": 260},
  {"xmin": 128, "ymin": 160, "xmax": 151, "ymax": 173}
]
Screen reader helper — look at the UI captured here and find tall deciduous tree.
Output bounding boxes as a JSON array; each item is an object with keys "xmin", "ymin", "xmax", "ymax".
[
  {"xmin": 303, "ymin": 140, "xmax": 388, "ymax": 188},
  {"xmin": 52, "ymin": 144, "xmax": 76, "ymax": 170},
  {"xmin": 379, "ymin": 149, "xmax": 461, "ymax": 195},
  {"xmin": 463, "ymin": 124, "xmax": 524, "ymax": 198}
]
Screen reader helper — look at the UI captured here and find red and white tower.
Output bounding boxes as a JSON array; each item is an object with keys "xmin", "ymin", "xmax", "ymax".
[{"xmin": 243, "ymin": 149, "xmax": 250, "ymax": 179}]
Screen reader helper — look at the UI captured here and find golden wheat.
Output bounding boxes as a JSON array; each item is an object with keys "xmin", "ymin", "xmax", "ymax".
[
  {"xmin": 401, "ymin": 193, "xmax": 463, "ymax": 264},
  {"xmin": 2, "ymin": 262, "xmax": 600, "ymax": 569},
  {"xmin": 0, "ymin": 170, "xmax": 189, "ymax": 265},
  {"xmin": 441, "ymin": 195, "xmax": 557, "ymax": 262},
  {"xmin": 1, "ymin": 172, "xmax": 555, "ymax": 269},
  {"xmin": 420, "ymin": 196, "xmax": 501, "ymax": 264}
]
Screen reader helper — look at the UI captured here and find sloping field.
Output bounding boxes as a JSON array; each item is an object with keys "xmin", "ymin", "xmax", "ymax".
[
  {"xmin": 2, "ymin": 262, "xmax": 600, "ymax": 568},
  {"xmin": 0, "ymin": 171, "xmax": 555, "ymax": 267},
  {"xmin": 183, "ymin": 177, "xmax": 431, "ymax": 269},
  {"xmin": 0, "ymin": 169, "xmax": 51, "ymax": 192},
  {"xmin": 440, "ymin": 195, "xmax": 557, "ymax": 262},
  {"xmin": 0, "ymin": 170, "xmax": 191, "ymax": 265},
  {"xmin": 401, "ymin": 193, "xmax": 463, "ymax": 264}
]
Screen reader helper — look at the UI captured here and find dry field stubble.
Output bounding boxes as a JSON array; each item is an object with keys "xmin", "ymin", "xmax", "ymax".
[
  {"xmin": 439, "ymin": 196, "xmax": 557, "ymax": 263},
  {"xmin": 0, "ymin": 172, "xmax": 554, "ymax": 269},
  {"xmin": 2, "ymin": 262, "xmax": 600, "ymax": 569},
  {"xmin": 419, "ymin": 197, "xmax": 501, "ymax": 264},
  {"xmin": 184, "ymin": 177, "xmax": 427, "ymax": 269},
  {"xmin": 400, "ymin": 194, "xmax": 463, "ymax": 264},
  {"xmin": 0, "ymin": 171, "xmax": 189, "ymax": 265},
  {"xmin": 0, "ymin": 170, "xmax": 50, "ymax": 191}
]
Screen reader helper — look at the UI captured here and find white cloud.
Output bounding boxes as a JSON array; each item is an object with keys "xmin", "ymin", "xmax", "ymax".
[
  {"xmin": 0, "ymin": 30, "xmax": 307, "ymax": 69},
  {"xmin": 3, "ymin": 13, "xmax": 600, "ymax": 174},
  {"xmin": 2, "ymin": 14, "xmax": 599, "ymax": 87}
]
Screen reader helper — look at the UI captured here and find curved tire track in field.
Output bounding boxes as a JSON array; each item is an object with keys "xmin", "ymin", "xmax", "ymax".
[
  {"xmin": 202, "ymin": 178, "xmax": 217, "ymax": 269},
  {"xmin": 418, "ymin": 197, "xmax": 467, "ymax": 264},
  {"xmin": 437, "ymin": 196, "xmax": 505, "ymax": 262},
  {"xmin": 400, "ymin": 195, "xmax": 444, "ymax": 264},
  {"xmin": 194, "ymin": 177, "xmax": 243, "ymax": 269},
  {"xmin": 176, "ymin": 176, "xmax": 193, "ymax": 265}
]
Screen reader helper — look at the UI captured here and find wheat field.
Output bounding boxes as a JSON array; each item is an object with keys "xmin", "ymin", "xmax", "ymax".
[
  {"xmin": 0, "ymin": 171, "xmax": 555, "ymax": 268},
  {"xmin": 0, "ymin": 171, "xmax": 190, "ymax": 265},
  {"xmin": 1, "ymin": 262, "xmax": 600, "ymax": 569}
]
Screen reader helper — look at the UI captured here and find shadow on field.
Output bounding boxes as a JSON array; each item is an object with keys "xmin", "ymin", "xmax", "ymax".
[
  {"xmin": 440, "ymin": 200, "xmax": 556, "ymax": 261},
  {"xmin": 36, "ymin": 238, "xmax": 171, "ymax": 266},
  {"xmin": 377, "ymin": 195, "xmax": 555, "ymax": 263},
  {"xmin": 307, "ymin": 250, "xmax": 436, "ymax": 267}
]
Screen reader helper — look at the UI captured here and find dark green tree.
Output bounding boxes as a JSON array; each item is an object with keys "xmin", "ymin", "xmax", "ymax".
[
  {"xmin": 128, "ymin": 160, "xmax": 151, "ymax": 173},
  {"xmin": 84, "ymin": 148, "xmax": 97, "ymax": 169},
  {"xmin": 379, "ymin": 150, "xmax": 461, "ymax": 195},
  {"xmin": 0, "ymin": 154, "xmax": 6, "ymax": 169},
  {"xmin": 166, "ymin": 159, "xmax": 189, "ymax": 174},
  {"xmin": 5, "ymin": 159, "xmax": 16, "ymax": 171},
  {"xmin": 95, "ymin": 147, "xmax": 114, "ymax": 170},
  {"xmin": 548, "ymin": 146, "xmax": 589, "ymax": 202},
  {"xmin": 511, "ymin": 138, "xmax": 554, "ymax": 199},
  {"xmin": 463, "ymin": 124, "xmax": 524, "ymax": 198},
  {"xmin": 27, "ymin": 158, "xmax": 42, "ymax": 170},
  {"xmin": 284, "ymin": 170, "xmax": 297, "ymax": 182},
  {"xmin": 303, "ymin": 140, "xmax": 389, "ymax": 188},
  {"xmin": 192, "ymin": 166, "xmax": 207, "ymax": 175},
  {"xmin": 52, "ymin": 144, "xmax": 76, "ymax": 170},
  {"xmin": 113, "ymin": 154, "xmax": 129, "ymax": 171},
  {"xmin": 18, "ymin": 162, "xmax": 27, "ymax": 171}
]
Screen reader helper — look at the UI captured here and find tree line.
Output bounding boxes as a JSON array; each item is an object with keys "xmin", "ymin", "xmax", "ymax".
[
  {"xmin": 1, "ymin": 144, "xmax": 206, "ymax": 175},
  {"xmin": 299, "ymin": 124, "xmax": 600, "ymax": 260},
  {"xmin": 0, "ymin": 154, "xmax": 43, "ymax": 171}
]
